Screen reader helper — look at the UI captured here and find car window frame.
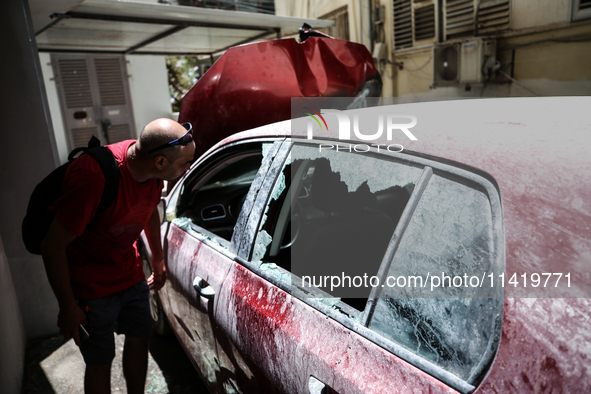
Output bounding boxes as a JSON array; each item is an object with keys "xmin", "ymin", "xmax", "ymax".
[
  {"xmin": 233, "ymin": 137, "xmax": 504, "ymax": 393},
  {"xmin": 234, "ymin": 139, "xmax": 293, "ymax": 259},
  {"xmin": 164, "ymin": 137, "xmax": 286, "ymax": 256}
]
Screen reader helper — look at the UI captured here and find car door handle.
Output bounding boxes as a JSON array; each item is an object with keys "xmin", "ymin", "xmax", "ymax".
[
  {"xmin": 308, "ymin": 376, "xmax": 329, "ymax": 394},
  {"xmin": 193, "ymin": 276, "xmax": 215, "ymax": 299}
]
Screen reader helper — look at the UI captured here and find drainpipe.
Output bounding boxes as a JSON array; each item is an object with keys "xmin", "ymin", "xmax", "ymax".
[{"xmin": 360, "ymin": 0, "xmax": 373, "ymax": 50}]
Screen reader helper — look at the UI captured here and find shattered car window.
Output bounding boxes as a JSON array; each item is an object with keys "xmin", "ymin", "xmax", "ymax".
[
  {"xmin": 250, "ymin": 142, "xmax": 503, "ymax": 384},
  {"xmin": 254, "ymin": 144, "xmax": 423, "ymax": 313},
  {"xmin": 368, "ymin": 175, "xmax": 502, "ymax": 381},
  {"xmin": 176, "ymin": 147, "xmax": 264, "ymax": 241}
]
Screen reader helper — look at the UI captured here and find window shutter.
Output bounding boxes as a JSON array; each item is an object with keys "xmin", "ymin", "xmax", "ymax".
[
  {"xmin": 52, "ymin": 54, "xmax": 135, "ymax": 151},
  {"xmin": 414, "ymin": 1, "xmax": 436, "ymax": 41},
  {"xmin": 445, "ymin": 0, "xmax": 511, "ymax": 39},
  {"xmin": 94, "ymin": 58, "xmax": 128, "ymax": 106},
  {"xmin": 57, "ymin": 58, "xmax": 94, "ymax": 110},
  {"xmin": 394, "ymin": 0, "xmax": 413, "ymax": 50},
  {"xmin": 107, "ymin": 123, "xmax": 133, "ymax": 144},
  {"xmin": 477, "ymin": 0, "xmax": 510, "ymax": 34},
  {"xmin": 93, "ymin": 57, "xmax": 133, "ymax": 144},
  {"xmin": 572, "ymin": 0, "xmax": 591, "ymax": 21},
  {"xmin": 393, "ymin": 0, "xmax": 437, "ymax": 50},
  {"xmin": 71, "ymin": 127, "xmax": 98, "ymax": 148},
  {"xmin": 319, "ymin": 6, "xmax": 350, "ymax": 41},
  {"xmin": 445, "ymin": 0, "xmax": 475, "ymax": 38}
]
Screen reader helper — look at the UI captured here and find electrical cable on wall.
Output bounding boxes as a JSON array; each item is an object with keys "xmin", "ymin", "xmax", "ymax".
[
  {"xmin": 499, "ymin": 70, "xmax": 541, "ymax": 96},
  {"xmin": 405, "ymin": 55, "xmax": 433, "ymax": 73}
]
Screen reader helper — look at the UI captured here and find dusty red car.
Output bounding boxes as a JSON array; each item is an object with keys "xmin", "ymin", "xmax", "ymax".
[{"xmin": 139, "ymin": 94, "xmax": 591, "ymax": 393}]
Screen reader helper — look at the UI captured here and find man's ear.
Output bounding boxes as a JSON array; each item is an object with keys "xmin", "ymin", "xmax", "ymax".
[{"xmin": 154, "ymin": 155, "xmax": 168, "ymax": 170}]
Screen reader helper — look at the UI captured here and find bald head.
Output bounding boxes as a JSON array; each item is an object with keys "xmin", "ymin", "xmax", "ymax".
[{"xmin": 136, "ymin": 118, "xmax": 190, "ymax": 161}]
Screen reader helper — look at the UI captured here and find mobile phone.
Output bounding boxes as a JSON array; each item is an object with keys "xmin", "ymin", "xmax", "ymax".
[{"xmin": 79, "ymin": 324, "xmax": 89, "ymax": 342}]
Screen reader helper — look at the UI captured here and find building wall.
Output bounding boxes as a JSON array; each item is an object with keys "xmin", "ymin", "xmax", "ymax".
[
  {"xmin": 512, "ymin": 0, "xmax": 570, "ymax": 29},
  {"xmin": 392, "ymin": 21, "xmax": 591, "ymax": 98},
  {"xmin": 390, "ymin": 0, "xmax": 591, "ymax": 97}
]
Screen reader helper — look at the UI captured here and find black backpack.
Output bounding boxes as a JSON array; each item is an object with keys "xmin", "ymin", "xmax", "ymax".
[{"xmin": 22, "ymin": 136, "xmax": 119, "ymax": 255}]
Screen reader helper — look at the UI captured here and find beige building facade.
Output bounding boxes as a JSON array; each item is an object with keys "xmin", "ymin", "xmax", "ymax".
[{"xmin": 276, "ymin": 0, "xmax": 591, "ymax": 98}]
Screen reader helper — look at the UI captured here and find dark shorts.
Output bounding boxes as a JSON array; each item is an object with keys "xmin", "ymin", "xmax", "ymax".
[{"xmin": 77, "ymin": 279, "xmax": 152, "ymax": 366}]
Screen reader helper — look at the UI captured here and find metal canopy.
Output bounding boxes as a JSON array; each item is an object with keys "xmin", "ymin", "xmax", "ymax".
[{"xmin": 35, "ymin": 0, "xmax": 334, "ymax": 56}]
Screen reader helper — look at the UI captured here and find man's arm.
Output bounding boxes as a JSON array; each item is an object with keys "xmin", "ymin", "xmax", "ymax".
[
  {"xmin": 41, "ymin": 218, "xmax": 86, "ymax": 346},
  {"xmin": 144, "ymin": 206, "xmax": 167, "ymax": 291}
]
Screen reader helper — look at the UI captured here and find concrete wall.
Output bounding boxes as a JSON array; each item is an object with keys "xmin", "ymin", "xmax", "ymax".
[{"xmin": 0, "ymin": 0, "xmax": 61, "ymax": 354}]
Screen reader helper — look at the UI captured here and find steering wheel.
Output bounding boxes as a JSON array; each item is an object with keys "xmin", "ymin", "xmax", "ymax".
[{"xmin": 280, "ymin": 201, "xmax": 302, "ymax": 250}]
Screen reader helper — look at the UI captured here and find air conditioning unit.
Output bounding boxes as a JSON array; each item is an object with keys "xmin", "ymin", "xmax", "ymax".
[{"xmin": 432, "ymin": 37, "xmax": 497, "ymax": 86}]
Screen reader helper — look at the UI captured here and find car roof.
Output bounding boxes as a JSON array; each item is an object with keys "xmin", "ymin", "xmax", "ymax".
[{"xmin": 213, "ymin": 96, "xmax": 591, "ymax": 291}]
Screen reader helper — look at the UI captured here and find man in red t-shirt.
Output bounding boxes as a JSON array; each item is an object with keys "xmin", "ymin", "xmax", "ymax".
[{"xmin": 41, "ymin": 119, "xmax": 195, "ymax": 394}]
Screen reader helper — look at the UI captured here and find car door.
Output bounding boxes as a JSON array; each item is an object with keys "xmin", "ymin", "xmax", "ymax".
[
  {"xmin": 158, "ymin": 138, "xmax": 285, "ymax": 392},
  {"xmin": 212, "ymin": 140, "xmax": 504, "ymax": 393}
]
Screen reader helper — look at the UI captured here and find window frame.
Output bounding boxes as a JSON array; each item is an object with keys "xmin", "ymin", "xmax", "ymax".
[
  {"xmin": 443, "ymin": 0, "xmax": 511, "ymax": 41},
  {"xmin": 571, "ymin": 0, "xmax": 591, "ymax": 21},
  {"xmin": 393, "ymin": 0, "xmax": 439, "ymax": 50},
  {"xmin": 235, "ymin": 137, "xmax": 504, "ymax": 393},
  {"xmin": 165, "ymin": 137, "xmax": 284, "ymax": 255},
  {"xmin": 318, "ymin": 5, "xmax": 350, "ymax": 41}
]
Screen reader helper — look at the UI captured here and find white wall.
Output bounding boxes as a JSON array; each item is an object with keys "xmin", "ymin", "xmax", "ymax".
[
  {"xmin": 126, "ymin": 55, "xmax": 174, "ymax": 136},
  {"xmin": 39, "ymin": 52, "xmax": 69, "ymax": 164},
  {"xmin": 512, "ymin": 0, "xmax": 570, "ymax": 30}
]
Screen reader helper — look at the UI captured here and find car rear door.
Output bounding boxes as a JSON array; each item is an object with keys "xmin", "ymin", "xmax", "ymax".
[{"xmin": 213, "ymin": 140, "xmax": 501, "ymax": 393}]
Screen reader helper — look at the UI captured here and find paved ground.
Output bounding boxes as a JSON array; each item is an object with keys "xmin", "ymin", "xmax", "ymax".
[{"xmin": 21, "ymin": 332, "xmax": 210, "ymax": 393}]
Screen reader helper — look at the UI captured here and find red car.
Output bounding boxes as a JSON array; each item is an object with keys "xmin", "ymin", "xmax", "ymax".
[{"xmin": 140, "ymin": 94, "xmax": 591, "ymax": 393}]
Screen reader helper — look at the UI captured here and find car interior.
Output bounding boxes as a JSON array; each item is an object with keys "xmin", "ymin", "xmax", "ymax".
[
  {"xmin": 260, "ymin": 156, "xmax": 414, "ymax": 312},
  {"xmin": 177, "ymin": 149, "xmax": 263, "ymax": 241}
]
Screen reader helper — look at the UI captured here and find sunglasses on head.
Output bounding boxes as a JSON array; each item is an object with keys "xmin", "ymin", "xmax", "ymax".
[{"xmin": 148, "ymin": 122, "xmax": 193, "ymax": 154}]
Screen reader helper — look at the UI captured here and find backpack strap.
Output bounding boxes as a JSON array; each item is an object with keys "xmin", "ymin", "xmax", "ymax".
[
  {"xmin": 85, "ymin": 146, "xmax": 119, "ymax": 217},
  {"xmin": 68, "ymin": 135, "xmax": 102, "ymax": 162}
]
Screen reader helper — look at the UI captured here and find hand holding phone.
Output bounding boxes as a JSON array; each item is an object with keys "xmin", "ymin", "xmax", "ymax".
[{"xmin": 79, "ymin": 324, "xmax": 89, "ymax": 342}]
